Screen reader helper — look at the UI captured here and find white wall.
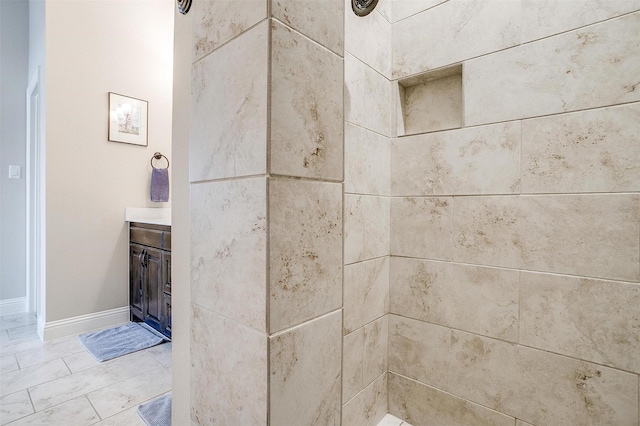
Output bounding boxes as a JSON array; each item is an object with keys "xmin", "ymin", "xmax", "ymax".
[
  {"xmin": 44, "ymin": 0, "xmax": 174, "ymax": 323},
  {"xmin": 0, "ymin": 0, "xmax": 29, "ymax": 303},
  {"xmin": 171, "ymin": 6, "xmax": 191, "ymax": 424}
]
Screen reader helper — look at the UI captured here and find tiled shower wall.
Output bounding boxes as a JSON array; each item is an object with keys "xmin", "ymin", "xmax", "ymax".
[
  {"xmin": 389, "ymin": 1, "xmax": 640, "ymax": 425},
  {"xmin": 342, "ymin": 0, "xmax": 392, "ymax": 424},
  {"xmin": 189, "ymin": 0, "xmax": 344, "ymax": 424}
]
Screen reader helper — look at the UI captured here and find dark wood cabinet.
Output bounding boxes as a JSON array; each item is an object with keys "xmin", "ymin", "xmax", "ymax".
[{"xmin": 129, "ymin": 222, "xmax": 172, "ymax": 338}]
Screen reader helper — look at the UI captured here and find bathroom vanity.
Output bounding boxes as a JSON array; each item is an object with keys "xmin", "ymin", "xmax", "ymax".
[{"xmin": 126, "ymin": 208, "xmax": 171, "ymax": 339}]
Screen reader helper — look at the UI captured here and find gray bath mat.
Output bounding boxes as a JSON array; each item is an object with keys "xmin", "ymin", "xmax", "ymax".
[
  {"xmin": 78, "ymin": 322, "xmax": 165, "ymax": 362},
  {"xmin": 138, "ymin": 393, "xmax": 171, "ymax": 426}
]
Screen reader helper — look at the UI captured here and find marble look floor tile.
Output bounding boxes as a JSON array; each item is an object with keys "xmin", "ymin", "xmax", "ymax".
[
  {"xmin": 343, "ymin": 373, "xmax": 387, "ymax": 426},
  {"xmin": 92, "ymin": 405, "xmax": 146, "ymax": 426},
  {"xmin": 0, "ymin": 314, "xmax": 36, "ymax": 332},
  {"xmin": 0, "ymin": 330, "xmax": 9, "ymax": 343},
  {"xmin": 29, "ymin": 351, "xmax": 160, "ymax": 412},
  {"xmin": 146, "ymin": 342, "xmax": 171, "ymax": 365},
  {"xmin": 5, "ymin": 396, "xmax": 98, "ymax": 425},
  {"xmin": 388, "ymin": 373, "xmax": 515, "ymax": 426},
  {"xmin": 0, "ymin": 390, "xmax": 34, "ymax": 425},
  {"xmin": 0, "ymin": 355, "xmax": 19, "ymax": 374},
  {"xmin": 15, "ymin": 336, "xmax": 85, "ymax": 369},
  {"xmin": 62, "ymin": 351, "xmax": 100, "ymax": 374},
  {"xmin": 6, "ymin": 325, "xmax": 37, "ymax": 342},
  {"xmin": 0, "ymin": 358, "xmax": 70, "ymax": 398},
  {"xmin": 87, "ymin": 365, "xmax": 172, "ymax": 419},
  {"xmin": 272, "ymin": 0, "xmax": 343, "ymax": 55},
  {"xmin": 0, "ymin": 338, "xmax": 44, "ymax": 358}
]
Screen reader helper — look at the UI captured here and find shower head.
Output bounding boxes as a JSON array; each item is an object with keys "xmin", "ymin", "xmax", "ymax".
[{"xmin": 352, "ymin": 0, "xmax": 379, "ymax": 17}]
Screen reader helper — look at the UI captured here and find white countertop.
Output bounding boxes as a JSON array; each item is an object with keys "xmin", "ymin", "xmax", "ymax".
[{"xmin": 125, "ymin": 208, "xmax": 171, "ymax": 226}]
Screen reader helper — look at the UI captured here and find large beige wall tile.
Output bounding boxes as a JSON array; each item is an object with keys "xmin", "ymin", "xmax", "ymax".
[
  {"xmin": 342, "ymin": 373, "xmax": 387, "ymax": 426},
  {"xmin": 448, "ymin": 331, "xmax": 639, "ymax": 425},
  {"xmin": 190, "ymin": 22, "xmax": 268, "ymax": 182},
  {"xmin": 344, "ymin": 195, "xmax": 390, "ymax": 264},
  {"xmin": 391, "ymin": 0, "xmax": 448, "ymax": 22},
  {"xmin": 391, "ymin": 197, "xmax": 452, "ymax": 260},
  {"xmin": 344, "ymin": 257, "xmax": 389, "ymax": 333},
  {"xmin": 343, "ymin": 328, "xmax": 364, "ymax": 403},
  {"xmin": 269, "ymin": 178, "xmax": 342, "ymax": 332},
  {"xmin": 363, "ymin": 315, "xmax": 388, "ymax": 385},
  {"xmin": 272, "ymin": 0, "xmax": 344, "ymax": 55},
  {"xmin": 521, "ymin": 272, "xmax": 640, "ymax": 373},
  {"xmin": 465, "ymin": 13, "xmax": 640, "ymax": 126},
  {"xmin": 392, "ymin": 0, "xmax": 521, "ymax": 78},
  {"xmin": 192, "ymin": 0, "xmax": 267, "ymax": 61},
  {"xmin": 388, "ymin": 315, "xmax": 450, "ymax": 390},
  {"xmin": 391, "ymin": 122, "xmax": 521, "ymax": 196},
  {"xmin": 191, "ymin": 305, "xmax": 267, "ymax": 424},
  {"xmin": 345, "ymin": 123, "xmax": 390, "ymax": 196},
  {"xmin": 453, "ymin": 195, "xmax": 640, "ymax": 281},
  {"xmin": 390, "ymin": 258, "xmax": 519, "ymax": 341},
  {"xmin": 270, "ymin": 21, "xmax": 343, "ymax": 180},
  {"xmin": 191, "ymin": 178, "xmax": 266, "ymax": 331},
  {"xmin": 522, "ymin": 103, "xmax": 640, "ymax": 193},
  {"xmin": 522, "ymin": 0, "xmax": 640, "ymax": 43},
  {"xmin": 345, "ymin": 0, "xmax": 391, "ymax": 78},
  {"xmin": 269, "ymin": 311, "xmax": 341, "ymax": 426},
  {"xmin": 388, "ymin": 373, "xmax": 515, "ymax": 426},
  {"xmin": 345, "ymin": 53, "xmax": 393, "ymax": 137}
]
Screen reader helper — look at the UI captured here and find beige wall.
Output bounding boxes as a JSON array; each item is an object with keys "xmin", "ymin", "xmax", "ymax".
[
  {"xmin": 44, "ymin": 0, "xmax": 174, "ymax": 323},
  {"xmin": 389, "ymin": 2, "xmax": 640, "ymax": 425}
]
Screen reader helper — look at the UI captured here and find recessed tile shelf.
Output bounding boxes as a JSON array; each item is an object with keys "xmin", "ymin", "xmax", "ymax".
[{"xmin": 396, "ymin": 65, "xmax": 463, "ymax": 136}]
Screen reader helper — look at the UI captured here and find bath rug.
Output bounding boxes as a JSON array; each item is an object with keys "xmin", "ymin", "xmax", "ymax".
[
  {"xmin": 78, "ymin": 322, "xmax": 165, "ymax": 362},
  {"xmin": 138, "ymin": 393, "xmax": 171, "ymax": 426}
]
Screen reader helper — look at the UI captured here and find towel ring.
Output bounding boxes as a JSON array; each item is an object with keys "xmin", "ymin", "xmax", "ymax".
[{"xmin": 151, "ymin": 152, "xmax": 169, "ymax": 169}]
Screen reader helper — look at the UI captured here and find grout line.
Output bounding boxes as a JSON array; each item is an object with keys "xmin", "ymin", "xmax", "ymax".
[
  {"xmin": 271, "ymin": 17, "xmax": 344, "ymax": 59},
  {"xmin": 84, "ymin": 395, "xmax": 103, "ymax": 422},
  {"xmin": 190, "ymin": 173, "xmax": 269, "ymax": 185},
  {"xmin": 387, "ymin": 191, "xmax": 640, "ymax": 198}
]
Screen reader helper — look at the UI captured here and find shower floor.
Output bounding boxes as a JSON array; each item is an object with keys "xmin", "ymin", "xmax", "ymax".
[{"xmin": 378, "ymin": 413, "xmax": 412, "ymax": 425}]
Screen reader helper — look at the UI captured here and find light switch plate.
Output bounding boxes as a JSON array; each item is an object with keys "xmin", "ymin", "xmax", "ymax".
[{"xmin": 8, "ymin": 165, "xmax": 22, "ymax": 179}]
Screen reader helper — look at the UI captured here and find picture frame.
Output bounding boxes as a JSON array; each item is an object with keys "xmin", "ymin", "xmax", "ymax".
[{"xmin": 108, "ymin": 92, "xmax": 148, "ymax": 146}]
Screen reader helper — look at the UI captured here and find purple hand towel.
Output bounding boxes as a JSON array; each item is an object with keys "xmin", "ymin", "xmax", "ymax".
[{"xmin": 151, "ymin": 168, "xmax": 169, "ymax": 202}]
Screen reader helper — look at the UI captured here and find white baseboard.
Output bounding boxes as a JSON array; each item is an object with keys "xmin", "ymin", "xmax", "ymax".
[
  {"xmin": 41, "ymin": 306, "xmax": 129, "ymax": 341},
  {"xmin": 0, "ymin": 297, "xmax": 27, "ymax": 316}
]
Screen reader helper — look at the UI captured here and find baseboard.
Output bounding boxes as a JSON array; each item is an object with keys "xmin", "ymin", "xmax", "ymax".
[
  {"xmin": 0, "ymin": 297, "xmax": 27, "ymax": 316},
  {"xmin": 41, "ymin": 306, "xmax": 129, "ymax": 341}
]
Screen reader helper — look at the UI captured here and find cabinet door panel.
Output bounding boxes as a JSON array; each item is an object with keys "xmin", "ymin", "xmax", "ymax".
[
  {"xmin": 129, "ymin": 244, "xmax": 145, "ymax": 320},
  {"xmin": 163, "ymin": 292, "xmax": 172, "ymax": 338},
  {"xmin": 144, "ymin": 247, "xmax": 163, "ymax": 331},
  {"xmin": 162, "ymin": 252, "xmax": 171, "ymax": 295}
]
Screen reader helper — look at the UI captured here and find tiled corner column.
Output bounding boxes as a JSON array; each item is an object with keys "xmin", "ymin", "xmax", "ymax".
[
  {"xmin": 342, "ymin": 1, "xmax": 393, "ymax": 424},
  {"xmin": 189, "ymin": 0, "xmax": 344, "ymax": 424}
]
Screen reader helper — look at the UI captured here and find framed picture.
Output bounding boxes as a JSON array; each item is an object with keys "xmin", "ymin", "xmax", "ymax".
[{"xmin": 108, "ymin": 92, "xmax": 148, "ymax": 146}]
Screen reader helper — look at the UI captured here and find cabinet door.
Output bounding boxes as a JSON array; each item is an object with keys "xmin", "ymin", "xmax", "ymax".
[
  {"xmin": 162, "ymin": 292, "xmax": 172, "ymax": 338},
  {"xmin": 162, "ymin": 252, "xmax": 171, "ymax": 295},
  {"xmin": 144, "ymin": 247, "xmax": 163, "ymax": 332},
  {"xmin": 129, "ymin": 244, "xmax": 145, "ymax": 320}
]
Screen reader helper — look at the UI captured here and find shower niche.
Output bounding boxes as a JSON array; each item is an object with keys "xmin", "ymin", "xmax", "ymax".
[{"xmin": 396, "ymin": 64, "xmax": 463, "ymax": 136}]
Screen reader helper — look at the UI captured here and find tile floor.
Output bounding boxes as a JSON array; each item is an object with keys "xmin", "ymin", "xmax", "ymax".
[{"xmin": 1, "ymin": 313, "xmax": 171, "ymax": 425}]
